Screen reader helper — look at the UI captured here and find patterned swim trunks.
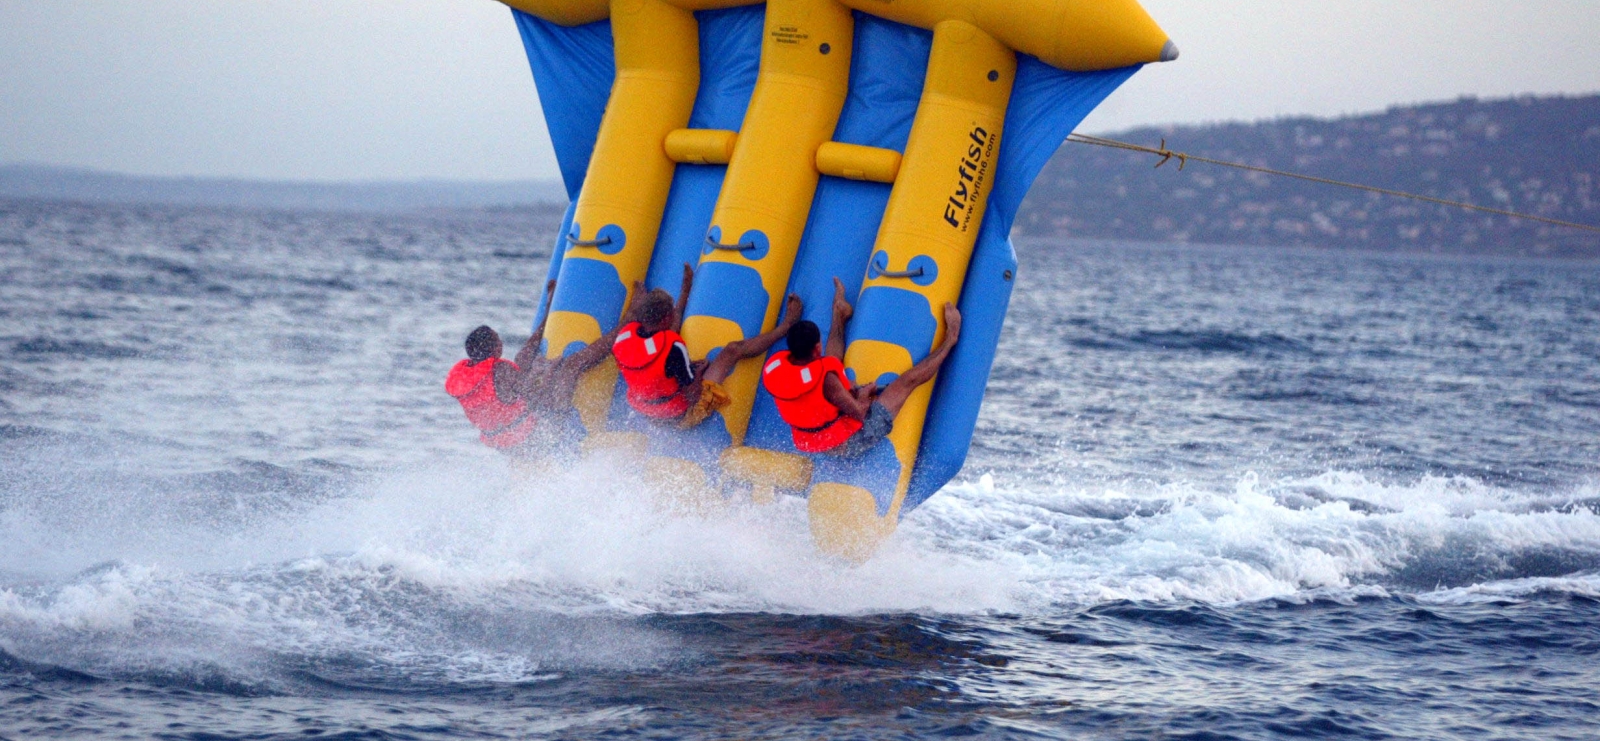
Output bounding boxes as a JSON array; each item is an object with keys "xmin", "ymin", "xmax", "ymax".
[{"xmin": 679, "ymin": 378, "xmax": 732, "ymax": 429}]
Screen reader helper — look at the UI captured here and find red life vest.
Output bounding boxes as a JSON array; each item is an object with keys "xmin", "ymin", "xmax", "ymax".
[
  {"xmin": 445, "ymin": 358, "xmax": 536, "ymax": 449},
  {"xmin": 761, "ymin": 350, "xmax": 863, "ymax": 453},
  {"xmin": 612, "ymin": 322, "xmax": 691, "ymax": 419}
]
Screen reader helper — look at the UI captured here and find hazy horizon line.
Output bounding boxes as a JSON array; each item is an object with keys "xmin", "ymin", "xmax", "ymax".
[{"xmin": 0, "ymin": 162, "xmax": 560, "ymax": 188}]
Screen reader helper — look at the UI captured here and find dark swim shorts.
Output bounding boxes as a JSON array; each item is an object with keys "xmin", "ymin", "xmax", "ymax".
[{"xmin": 830, "ymin": 402, "xmax": 894, "ymax": 458}]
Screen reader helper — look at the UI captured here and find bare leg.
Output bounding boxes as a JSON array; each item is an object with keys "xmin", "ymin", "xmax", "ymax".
[
  {"xmin": 701, "ymin": 294, "xmax": 803, "ymax": 385},
  {"xmin": 826, "ymin": 277, "xmax": 854, "ymax": 361},
  {"xmin": 873, "ymin": 303, "xmax": 961, "ymax": 417}
]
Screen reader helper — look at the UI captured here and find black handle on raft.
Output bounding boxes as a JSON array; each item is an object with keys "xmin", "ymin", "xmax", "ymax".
[
  {"xmin": 705, "ymin": 236, "xmax": 757, "ymax": 252},
  {"xmin": 874, "ymin": 266, "xmax": 925, "ymax": 279},
  {"xmin": 566, "ymin": 234, "xmax": 613, "ymax": 248}
]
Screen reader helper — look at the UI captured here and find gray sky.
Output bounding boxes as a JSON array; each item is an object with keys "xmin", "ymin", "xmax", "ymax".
[{"xmin": 2, "ymin": 0, "xmax": 1596, "ymax": 182}]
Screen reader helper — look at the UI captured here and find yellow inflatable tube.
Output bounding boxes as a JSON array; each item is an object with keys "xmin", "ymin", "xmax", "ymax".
[
  {"xmin": 647, "ymin": 0, "xmax": 855, "ymax": 493},
  {"xmin": 500, "ymin": 0, "xmax": 764, "ymax": 27},
  {"xmin": 536, "ymin": 0, "xmax": 701, "ymax": 434},
  {"xmin": 807, "ymin": 20, "xmax": 1016, "ymax": 560},
  {"xmin": 530, "ymin": 0, "xmax": 769, "ymax": 435},
  {"xmin": 833, "ymin": 0, "xmax": 1176, "ymax": 70}
]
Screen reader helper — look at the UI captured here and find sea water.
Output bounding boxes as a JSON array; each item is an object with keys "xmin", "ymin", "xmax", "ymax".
[{"xmin": 1, "ymin": 198, "xmax": 1598, "ymax": 739}]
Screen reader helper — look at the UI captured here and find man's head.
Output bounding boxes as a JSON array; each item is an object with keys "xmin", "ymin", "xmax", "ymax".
[
  {"xmin": 635, "ymin": 288, "xmax": 677, "ymax": 333},
  {"xmin": 786, "ymin": 320, "xmax": 821, "ymax": 362},
  {"xmin": 465, "ymin": 325, "xmax": 502, "ymax": 363}
]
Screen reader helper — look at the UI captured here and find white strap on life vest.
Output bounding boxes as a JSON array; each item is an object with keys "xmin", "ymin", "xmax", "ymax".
[
  {"xmin": 800, "ymin": 367, "xmax": 813, "ymax": 384},
  {"xmin": 764, "ymin": 358, "xmax": 782, "ymax": 374},
  {"xmin": 643, "ymin": 336, "xmax": 657, "ymax": 355},
  {"xmin": 614, "ymin": 329, "xmax": 632, "ymax": 346}
]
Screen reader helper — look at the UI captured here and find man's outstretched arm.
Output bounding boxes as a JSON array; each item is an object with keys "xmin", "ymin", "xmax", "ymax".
[
  {"xmin": 516, "ymin": 279, "xmax": 558, "ymax": 369},
  {"xmin": 566, "ymin": 318, "xmax": 624, "ymax": 375},
  {"xmin": 623, "ymin": 280, "xmax": 647, "ymax": 324},
  {"xmin": 673, "ymin": 263, "xmax": 694, "ymax": 334},
  {"xmin": 497, "ymin": 354, "xmax": 538, "ymax": 401},
  {"xmin": 821, "ymin": 373, "xmax": 871, "ymax": 422}
]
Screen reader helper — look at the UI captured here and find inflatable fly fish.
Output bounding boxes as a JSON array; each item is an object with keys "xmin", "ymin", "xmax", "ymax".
[{"xmin": 497, "ymin": 0, "xmax": 1177, "ymax": 560}]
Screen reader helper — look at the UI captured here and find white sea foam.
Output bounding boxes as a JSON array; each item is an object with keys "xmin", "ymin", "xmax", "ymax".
[
  {"xmin": 914, "ymin": 469, "xmax": 1600, "ymax": 607},
  {"xmin": 1414, "ymin": 572, "xmax": 1600, "ymax": 605},
  {"xmin": 4, "ymin": 451, "xmax": 1600, "ymax": 690},
  {"xmin": 265, "ymin": 450, "xmax": 1025, "ymax": 615}
]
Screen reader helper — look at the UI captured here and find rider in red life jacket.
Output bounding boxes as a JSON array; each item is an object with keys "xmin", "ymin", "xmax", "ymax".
[
  {"xmin": 761, "ymin": 277, "xmax": 962, "ymax": 457},
  {"xmin": 445, "ymin": 279, "xmax": 618, "ymax": 454},
  {"xmin": 613, "ymin": 263, "xmax": 803, "ymax": 429}
]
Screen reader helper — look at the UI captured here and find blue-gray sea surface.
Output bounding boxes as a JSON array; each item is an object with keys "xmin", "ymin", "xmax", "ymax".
[{"xmin": 2, "ymin": 198, "xmax": 1599, "ymax": 740}]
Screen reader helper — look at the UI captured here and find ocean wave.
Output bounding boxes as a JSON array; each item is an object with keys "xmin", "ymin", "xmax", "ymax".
[
  {"xmin": 1061, "ymin": 327, "xmax": 1315, "ymax": 356},
  {"xmin": 1413, "ymin": 572, "xmax": 1600, "ymax": 605},
  {"xmin": 3, "ymin": 452, "xmax": 1600, "ymax": 723},
  {"xmin": 920, "ymin": 470, "xmax": 1600, "ymax": 607},
  {"xmin": 10, "ymin": 337, "xmax": 142, "ymax": 359},
  {"xmin": 3, "ymin": 457, "xmax": 1598, "ymax": 627}
]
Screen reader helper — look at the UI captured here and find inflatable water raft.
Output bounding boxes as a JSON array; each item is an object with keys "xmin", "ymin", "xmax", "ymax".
[{"xmin": 497, "ymin": 0, "xmax": 1175, "ymax": 559}]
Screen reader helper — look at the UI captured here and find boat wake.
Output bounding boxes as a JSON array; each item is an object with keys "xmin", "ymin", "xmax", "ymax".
[{"xmin": 4, "ymin": 439, "xmax": 1600, "ymax": 690}]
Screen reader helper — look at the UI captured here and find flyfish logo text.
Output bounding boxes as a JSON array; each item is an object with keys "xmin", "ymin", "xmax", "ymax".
[{"xmin": 943, "ymin": 125, "xmax": 995, "ymax": 232}]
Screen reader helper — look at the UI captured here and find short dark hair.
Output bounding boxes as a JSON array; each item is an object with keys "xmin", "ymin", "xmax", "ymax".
[
  {"xmin": 636, "ymin": 289, "xmax": 675, "ymax": 330},
  {"xmin": 786, "ymin": 320, "xmax": 821, "ymax": 359},
  {"xmin": 465, "ymin": 325, "xmax": 499, "ymax": 362}
]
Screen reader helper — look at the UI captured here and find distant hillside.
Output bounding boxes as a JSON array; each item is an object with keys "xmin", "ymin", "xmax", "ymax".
[
  {"xmin": 0, "ymin": 164, "xmax": 567, "ymax": 213},
  {"xmin": 1022, "ymin": 94, "xmax": 1600, "ymax": 257},
  {"xmin": 9, "ymin": 94, "xmax": 1597, "ymax": 255}
]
